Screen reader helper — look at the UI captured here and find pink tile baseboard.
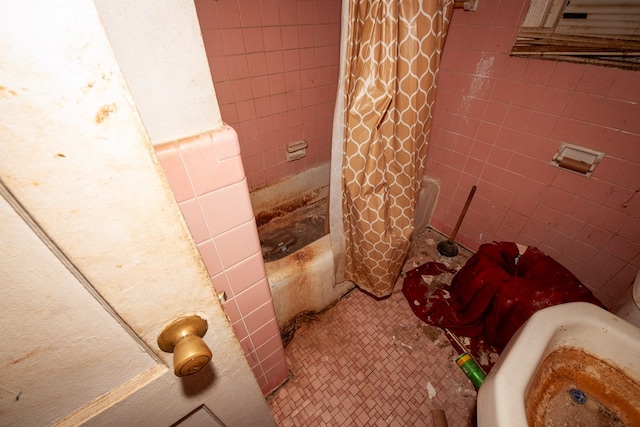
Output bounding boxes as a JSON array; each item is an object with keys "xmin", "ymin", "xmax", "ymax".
[{"xmin": 154, "ymin": 127, "xmax": 287, "ymax": 396}]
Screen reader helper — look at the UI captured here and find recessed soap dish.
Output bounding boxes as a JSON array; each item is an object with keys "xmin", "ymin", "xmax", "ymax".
[{"xmin": 550, "ymin": 143, "xmax": 605, "ymax": 177}]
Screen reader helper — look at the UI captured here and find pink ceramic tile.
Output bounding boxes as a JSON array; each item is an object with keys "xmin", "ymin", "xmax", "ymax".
[
  {"xmin": 244, "ymin": 300, "xmax": 278, "ymax": 336},
  {"xmin": 563, "ymin": 92, "xmax": 601, "ymax": 122},
  {"xmin": 578, "ymin": 223, "xmax": 614, "ymax": 249},
  {"xmin": 244, "ymin": 53, "xmax": 267, "ymax": 78},
  {"xmin": 482, "ymin": 100, "xmax": 509, "ymax": 125},
  {"xmin": 498, "ymin": 57, "xmax": 527, "ymax": 82},
  {"xmin": 213, "ymin": 219, "xmax": 261, "ymax": 268},
  {"xmin": 283, "ymin": 49, "xmax": 300, "ymax": 72},
  {"xmin": 525, "ymin": 110, "xmax": 558, "ymax": 137},
  {"xmin": 444, "ymin": 23, "xmax": 469, "ymax": 49},
  {"xmin": 214, "ymin": 0, "xmax": 241, "ymax": 28},
  {"xmin": 271, "ymin": 93, "xmax": 288, "ymax": 114},
  {"xmin": 235, "ymin": 99, "xmax": 257, "ymax": 122},
  {"xmin": 536, "ymin": 86, "xmax": 570, "ymax": 115},
  {"xmin": 522, "ymin": 60, "xmax": 554, "ymax": 85},
  {"xmin": 260, "ymin": 346, "xmax": 287, "ymax": 374},
  {"xmin": 265, "ymin": 51, "xmax": 284, "ymax": 74},
  {"xmin": 547, "ymin": 61, "xmax": 585, "ymax": 90},
  {"xmin": 281, "ymin": 26, "xmax": 299, "ymax": 50},
  {"xmin": 178, "ymin": 199, "xmax": 210, "ymax": 243},
  {"xmin": 218, "ymin": 104, "xmax": 239, "ymax": 124},
  {"xmin": 199, "ymin": 178, "xmax": 254, "ymax": 235},
  {"xmin": 243, "ymin": 28, "xmax": 265, "ymax": 54},
  {"xmin": 502, "ymin": 209, "xmax": 528, "ymax": 232},
  {"xmin": 244, "ymin": 153, "xmax": 265, "ymax": 174},
  {"xmin": 235, "ymin": 278, "xmax": 273, "ymax": 317},
  {"xmin": 250, "ymin": 75, "xmax": 270, "ymax": 98},
  {"xmin": 260, "ymin": 0, "xmax": 280, "ymax": 26},
  {"xmin": 589, "ymin": 251, "xmax": 627, "ymax": 282},
  {"xmin": 222, "ymin": 298, "xmax": 242, "ymax": 324},
  {"xmin": 225, "ymin": 252, "xmax": 268, "ymax": 296},
  {"xmin": 197, "ymin": 239, "xmax": 224, "ymax": 277},
  {"xmin": 286, "ymin": 92, "xmax": 302, "ymax": 111},
  {"xmin": 254, "ymin": 331, "xmax": 283, "ymax": 362},
  {"xmin": 155, "ymin": 143, "xmax": 194, "ymax": 203},
  {"xmin": 279, "ymin": 0, "xmax": 297, "ymax": 25},
  {"xmin": 576, "ymin": 66, "xmax": 619, "ymax": 96},
  {"xmin": 466, "ymin": 25, "xmax": 491, "ymax": 51},
  {"xmin": 211, "ymin": 126, "xmax": 240, "ymax": 161},
  {"xmin": 470, "ymin": 0, "xmax": 497, "ymax": 25},
  {"xmin": 532, "ymin": 203, "xmax": 561, "ymax": 226},
  {"xmin": 231, "ymin": 78, "xmax": 253, "ymax": 102},
  {"xmin": 607, "ymin": 69, "xmax": 640, "ymax": 103},
  {"xmin": 247, "ymin": 169, "xmax": 267, "ymax": 190},
  {"xmin": 257, "ymin": 116, "xmax": 275, "ymax": 136},
  {"xmin": 487, "ymin": 146, "xmax": 513, "ymax": 168},
  {"xmin": 253, "ymin": 98, "xmax": 272, "ymax": 120},
  {"xmin": 232, "ymin": 320, "xmax": 250, "ymax": 343},
  {"xmin": 314, "ymin": 24, "xmax": 330, "ymax": 46},
  {"xmin": 593, "ymin": 156, "xmax": 639, "ymax": 190},
  {"xmin": 240, "ymin": 4, "xmax": 261, "ymax": 26},
  {"xmin": 494, "ymin": 0, "xmax": 526, "ymax": 25},
  {"xmin": 208, "ymin": 58, "xmax": 229, "ymax": 83},
  {"xmin": 602, "ymin": 234, "xmax": 640, "ymax": 264},
  {"xmin": 263, "ymin": 360, "xmax": 289, "ymax": 395},
  {"xmin": 225, "ymin": 55, "xmax": 250, "ymax": 80},
  {"xmin": 221, "ymin": 29, "xmax": 246, "ymax": 56},
  {"xmin": 298, "ymin": 25, "xmax": 315, "ymax": 49},
  {"xmin": 594, "ymin": 98, "xmax": 640, "ymax": 134},
  {"xmin": 297, "ymin": 0, "xmax": 314, "ymax": 25},
  {"xmin": 192, "ymin": 156, "xmax": 244, "ymax": 197},
  {"xmin": 194, "ymin": 0, "xmax": 217, "ymax": 29},
  {"xmin": 262, "ymin": 27, "xmax": 282, "ymax": 52},
  {"xmin": 513, "ymin": 82, "xmax": 544, "ymax": 109},
  {"xmin": 268, "ymin": 73, "xmax": 287, "ymax": 94},
  {"xmin": 504, "ymin": 105, "xmax": 532, "ymax": 131},
  {"xmin": 489, "ymin": 79, "xmax": 519, "ymax": 105},
  {"xmin": 213, "ymin": 81, "xmax": 234, "ymax": 105},
  {"xmin": 200, "ymin": 29, "xmax": 224, "ymax": 57},
  {"xmin": 178, "ymin": 134, "xmax": 217, "ymax": 193}
]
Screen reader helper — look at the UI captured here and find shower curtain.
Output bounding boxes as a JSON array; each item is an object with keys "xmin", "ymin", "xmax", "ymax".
[{"xmin": 330, "ymin": 0, "xmax": 454, "ymax": 298}]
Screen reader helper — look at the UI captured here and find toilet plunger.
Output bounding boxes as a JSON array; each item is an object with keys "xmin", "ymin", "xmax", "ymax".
[{"xmin": 437, "ymin": 185, "xmax": 476, "ymax": 257}]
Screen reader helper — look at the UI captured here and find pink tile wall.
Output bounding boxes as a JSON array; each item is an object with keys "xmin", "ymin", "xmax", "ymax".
[
  {"xmin": 427, "ymin": 0, "xmax": 640, "ymax": 307},
  {"xmin": 194, "ymin": 0, "xmax": 341, "ymax": 191},
  {"xmin": 155, "ymin": 126, "xmax": 288, "ymax": 396}
]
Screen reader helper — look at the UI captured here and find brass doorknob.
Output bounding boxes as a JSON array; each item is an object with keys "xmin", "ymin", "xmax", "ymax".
[{"xmin": 157, "ymin": 315, "xmax": 212, "ymax": 377}]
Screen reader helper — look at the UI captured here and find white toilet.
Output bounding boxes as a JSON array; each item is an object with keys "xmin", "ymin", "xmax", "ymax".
[{"xmin": 613, "ymin": 268, "xmax": 640, "ymax": 328}]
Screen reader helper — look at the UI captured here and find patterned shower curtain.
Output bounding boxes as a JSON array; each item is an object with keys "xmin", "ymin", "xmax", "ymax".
[{"xmin": 331, "ymin": 0, "xmax": 453, "ymax": 298}]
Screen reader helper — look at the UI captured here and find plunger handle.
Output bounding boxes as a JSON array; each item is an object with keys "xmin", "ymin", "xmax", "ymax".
[{"xmin": 448, "ymin": 185, "xmax": 476, "ymax": 242}]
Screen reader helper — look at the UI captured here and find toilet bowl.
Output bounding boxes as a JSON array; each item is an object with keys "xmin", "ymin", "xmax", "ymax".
[
  {"xmin": 613, "ymin": 268, "xmax": 640, "ymax": 328},
  {"xmin": 477, "ymin": 302, "xmax": 640, "ymax": 426}
]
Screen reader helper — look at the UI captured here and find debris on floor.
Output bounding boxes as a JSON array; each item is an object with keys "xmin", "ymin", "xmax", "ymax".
[
  {"xmin": 402, "ymin": 239, "xmax": 606, "ymax": 374},
  {"xmin": 268, "ymin": 229, "xmax": 478, "ymax": 426}
]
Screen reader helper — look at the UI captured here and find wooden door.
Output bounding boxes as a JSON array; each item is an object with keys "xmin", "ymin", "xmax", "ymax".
[{"xmin": 0, "ymin": 2, "xmax": 274, "ymax": 426}]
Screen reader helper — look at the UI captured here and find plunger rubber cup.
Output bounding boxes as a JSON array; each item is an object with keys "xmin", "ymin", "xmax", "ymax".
[{"xmin": 437, "ymin": 240, "xmax": 459, "ymax": 257}]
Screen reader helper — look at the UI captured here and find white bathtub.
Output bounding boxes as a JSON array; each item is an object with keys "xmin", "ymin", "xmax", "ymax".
[{"xmin": 250, "ymin": 163, "xmax": 354, "ymax": 331}]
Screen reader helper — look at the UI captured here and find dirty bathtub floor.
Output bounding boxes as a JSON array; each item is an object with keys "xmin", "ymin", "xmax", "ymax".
[{"xmin": 268, "ymin": 228, "xmax": 479, "ymax": 426}]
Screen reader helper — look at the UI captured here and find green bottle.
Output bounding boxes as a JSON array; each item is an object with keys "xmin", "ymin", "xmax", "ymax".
[{"xmin": 456, "ymin": 353, "xmax": 486, "ymax": 390}]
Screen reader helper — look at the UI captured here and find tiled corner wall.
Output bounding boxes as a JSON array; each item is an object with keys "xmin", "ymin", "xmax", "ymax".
[
  {"xmin": 155, "ymin": 125, "xmax": 288, "ymax": 396},
  {"xmin": 426, "ymin": 0, "xmax": 640, "ymax": 306},
  {"xmin": 194, "ymin": 0, "xmax": 341, "ymax": 191}
]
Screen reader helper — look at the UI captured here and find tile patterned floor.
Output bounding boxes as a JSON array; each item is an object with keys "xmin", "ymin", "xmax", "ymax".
[{"xmin": 268, "ymin": 229, "xmax": 478, "ymax": 426}]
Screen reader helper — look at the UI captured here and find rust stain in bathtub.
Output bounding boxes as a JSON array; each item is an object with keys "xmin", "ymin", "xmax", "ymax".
[
  {"xmin": 292, "ymin": 246, "xmax": 315, "ymax": 266},
  {"xmin": 255, "ymin": 189, "xmax": 322, "ymax": 226}
]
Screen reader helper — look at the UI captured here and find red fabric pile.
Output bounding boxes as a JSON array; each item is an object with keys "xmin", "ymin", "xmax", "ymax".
[{"xmin": 403, "ymin": 241, "xmax": 605, "ymax": 350}]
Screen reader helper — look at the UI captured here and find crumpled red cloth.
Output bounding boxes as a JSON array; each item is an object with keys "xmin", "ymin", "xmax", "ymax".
[{"xmin": 403, "ymin": 241, "xmax": 605, "ymax": 350}]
